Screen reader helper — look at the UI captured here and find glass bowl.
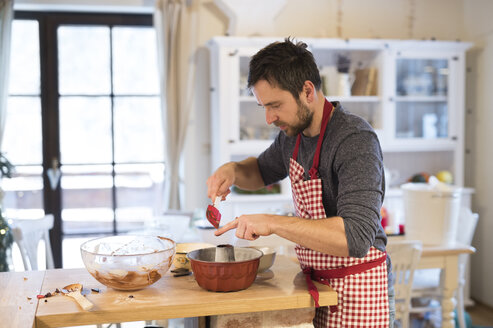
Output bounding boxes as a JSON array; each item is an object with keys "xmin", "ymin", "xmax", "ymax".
[{"xmin": 80, "ymin": 235, "xmax": 175, "ymax": 291}]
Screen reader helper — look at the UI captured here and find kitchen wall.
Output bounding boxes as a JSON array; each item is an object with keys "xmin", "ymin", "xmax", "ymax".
[
  {"xmin": 12, "ymin": 0, "xmax": 493, "ymax": 306},
  {"xmin": 463, "ymin": 0, "xmax": 493, "ymax": 308}
]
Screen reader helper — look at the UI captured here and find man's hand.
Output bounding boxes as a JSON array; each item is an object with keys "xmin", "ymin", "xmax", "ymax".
[
  {"xmin": 207, "ymin": 157, "xmax": 265, "ymax": 203},
  {"xmin": 206, "ymin": 162, "xmax": 236, "ymax": 202},
  {"xmin": 215, "ymin": 214, "xmax": 274, "ymax": 241}
]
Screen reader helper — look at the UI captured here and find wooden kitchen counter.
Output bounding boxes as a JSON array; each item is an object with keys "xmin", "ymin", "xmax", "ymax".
[
  {"xmin": 0, "ymin": 270, "xmax": 45, "ymax": 328},
  {"xmin": 35, "ymin": 255, "xmax": 337, "ymax": 328}
]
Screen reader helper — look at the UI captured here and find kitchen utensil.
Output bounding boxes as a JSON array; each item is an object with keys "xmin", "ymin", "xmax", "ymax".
[
  {"xmin": 206, "ymin": 196, "xmax": 222, "ymax": 229},
  {"xmin": 187, "ymin": 246, "xmax": 262, "ymax": 292},
  {"xmin": 80, "ymin": 235, "xmax": 176, "ymax": 290},
  {"xmin": 62, "ymin": 283, "xmax": 94, "ymax": 311},
  {"xmin": 170, "ymin": 267, "xmax": 192, "ymax": 277}
]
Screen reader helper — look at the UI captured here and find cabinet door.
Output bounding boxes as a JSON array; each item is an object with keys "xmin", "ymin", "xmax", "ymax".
[
  {"xmin": 387, "ymin": 50, "xmax": 461, "ymax": 150},
  {"xmin": 310, "ymin": 44, "xmax": 384, "ymax": 139},
  {"xmin": 210, "ymin": 45, "xmax": 274, "ymax": 169},
  {"xmin": 233, "ymin": 48, "xmax": 280, "ymax": 156}
]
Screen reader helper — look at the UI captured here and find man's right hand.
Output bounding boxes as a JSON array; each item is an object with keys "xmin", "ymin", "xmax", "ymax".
[{"xmin": 206, "ymin": 162, "xmax": 236, "ymax": 202}]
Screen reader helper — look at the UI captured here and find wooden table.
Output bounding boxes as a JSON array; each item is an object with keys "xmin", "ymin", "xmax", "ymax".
[
  {"xmin": 0, "ymin": 270, "xmax": 45, "ymax": 328},
  {"xmin": 388, "ymin": 239, "xmax": 475, "ymax": 328},
  {"xmin": 3, "ymin": 255, "xmax": 337, "ymax": 328}
]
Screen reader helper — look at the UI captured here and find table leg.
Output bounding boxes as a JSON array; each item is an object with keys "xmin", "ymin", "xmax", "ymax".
[{"xmin": 441, "ymin": 255, "xmax": 459, "ymax": 328}]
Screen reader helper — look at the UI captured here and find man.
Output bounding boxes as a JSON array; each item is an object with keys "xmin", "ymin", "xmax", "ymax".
[{"xmin": 206, "ymin": 38, "xmax": 394, "ymax": 328}]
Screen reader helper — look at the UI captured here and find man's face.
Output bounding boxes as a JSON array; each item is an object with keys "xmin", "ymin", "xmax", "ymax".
[{"xmin": 252, "ymin": 80, "xmax": 313, "ymax": 137}]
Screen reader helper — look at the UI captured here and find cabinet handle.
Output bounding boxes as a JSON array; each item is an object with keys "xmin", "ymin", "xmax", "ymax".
[
  {"xmin": 451, "ymin": 136, "xmax": 458, "ymax": 141},
  {"xmin": 228, "ymin": 140, "xmax": 235, "ymax": 143}
]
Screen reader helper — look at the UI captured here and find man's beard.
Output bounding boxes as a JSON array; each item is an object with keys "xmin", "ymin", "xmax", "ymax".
[{"xmin": 277, "ymin": 100, "xmax": 313, "ymax": 137}]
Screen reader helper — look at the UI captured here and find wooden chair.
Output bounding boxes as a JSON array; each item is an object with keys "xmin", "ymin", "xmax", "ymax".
[
  {"xmin": 410, "ymin": 207, "xmax": 478, "ymax": 328},
  {"xmin": 387, "ymin": 239, "xmax": 423, "ymax": 328},
  {"xmin": 10, "ymin": 214, "xmax": 55, "ymax": 271}
]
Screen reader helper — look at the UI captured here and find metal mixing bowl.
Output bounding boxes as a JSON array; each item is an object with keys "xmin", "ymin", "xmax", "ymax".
[
  {"xmin": 187, "ymin": 246, "xmax": 263, "ymax": 292},
  {"xmin": 248, "ymin": 246, "xmax": 277, "ymax": 272}
]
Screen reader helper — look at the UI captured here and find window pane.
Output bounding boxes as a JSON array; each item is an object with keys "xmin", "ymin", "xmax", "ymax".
[
  {"xmin": 9, "ymin": 20, "xmax": 40, "ymax": 95},
  {"xmin": 112, "ymin": 27, "xmax": 159, "ymax": 95},
  {"xmin": 58, "ymin": 26, "xmax": 111, "ymax": 95},
  {"xmin": 61, "ymin": 165, "xmax": 114, "ymax": 234},
  {"xmin": 113, "ymin": 96, "xmax": 164, "ymax": 163},
  {"xmin": 60, "ymin": 97, "xmax": 112, "ymax": 164},
  {"xmin": 115, "ymin": 163, "xmax": 165, "ymax": 232},
  {"xmin": 3, "ymin": 97, "xmax": 42, "ymax": 165},
  {"xmin": 2, "ymin": 165, "xmax": 44, "ymax": 220}
]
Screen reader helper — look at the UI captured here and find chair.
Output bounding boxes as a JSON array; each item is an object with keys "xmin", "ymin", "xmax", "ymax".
[
  {"xmin": 11, "ymin": 214, "xmax": 55, "ymax": 271},
  {"xmin": 410, "ymin": 207, "xmax": 479, "ymax": 328},
  {"xmin": 387, "ymin": 239, "xmax": 423, "ymax": 328}
]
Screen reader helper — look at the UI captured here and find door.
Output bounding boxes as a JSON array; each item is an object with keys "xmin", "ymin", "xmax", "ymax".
[{"xmin": 4, "ymin": 12, "xmax": 165, "ymax": 268}]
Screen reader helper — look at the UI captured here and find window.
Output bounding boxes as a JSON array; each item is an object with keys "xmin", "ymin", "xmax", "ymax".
[{"xmin": 4, "ymin": 12, "xmax": 164, "ymax": 267}]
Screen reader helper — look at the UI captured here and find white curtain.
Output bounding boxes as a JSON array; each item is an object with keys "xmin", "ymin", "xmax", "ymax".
[
  {"xmin": 0, "ymin": 0, "xmax": 14, "ymax": 149},
  {"xmin": 154, "ymin": 0, "xmax": 199, "ymax": 210}
]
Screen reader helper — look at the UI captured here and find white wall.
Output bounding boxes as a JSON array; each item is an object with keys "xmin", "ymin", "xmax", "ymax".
[{"xmin": 463, "ymin": 0, "xmax": 493, "ymax": 308}]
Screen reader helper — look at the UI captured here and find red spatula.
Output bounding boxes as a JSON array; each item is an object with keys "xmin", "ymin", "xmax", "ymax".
[{"xmin": 206, "ymin": 196, "xmax": 222, "ymax": 229}]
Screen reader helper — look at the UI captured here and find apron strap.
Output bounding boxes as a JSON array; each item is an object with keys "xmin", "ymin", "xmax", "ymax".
[
  {"xmin": 292, "ymin": 133, "xmax": 302, "ymax": 161},
  {"xmin": 302, "ymin": 253, "xmax": 387, "ymax": 310},
  {"xmin": 291, "ymin": 100, "xmax": 334, "ymax": 180}
]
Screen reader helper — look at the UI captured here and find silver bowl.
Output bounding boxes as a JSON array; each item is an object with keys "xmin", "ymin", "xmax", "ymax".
[{"xmin": 249, "ymin": 246, "xmax": 277, "ymax": 272}]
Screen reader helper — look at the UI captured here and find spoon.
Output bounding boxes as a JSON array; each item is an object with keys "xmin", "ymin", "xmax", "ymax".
[{"xmin": 62, "ymin": 283, "xmax": 94, "ymax": 311}]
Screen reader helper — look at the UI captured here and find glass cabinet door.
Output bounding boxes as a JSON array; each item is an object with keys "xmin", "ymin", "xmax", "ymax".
[
  {"xmin": 394, "ymin": 58, "xmax": 450, "ymax": 139},
  {"xmin": 237, "ymin": 55, "xmax": 279, "ymax": 143}
]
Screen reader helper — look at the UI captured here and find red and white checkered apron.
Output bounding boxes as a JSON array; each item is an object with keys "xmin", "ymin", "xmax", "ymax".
[{"xmin": 290, "ymin": 99, "xmax": 389, "ymax": 328}]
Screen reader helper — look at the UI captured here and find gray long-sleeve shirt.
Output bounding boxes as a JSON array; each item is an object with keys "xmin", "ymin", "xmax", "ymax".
[{"xmin": 257, "ymin": 101, "xmax": 388, "ymax": 259}]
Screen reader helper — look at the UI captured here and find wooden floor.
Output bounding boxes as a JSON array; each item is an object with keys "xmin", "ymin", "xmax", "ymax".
[{"xmin": 468, "ymin": 301, "xmax": 493, "ymax": 327}]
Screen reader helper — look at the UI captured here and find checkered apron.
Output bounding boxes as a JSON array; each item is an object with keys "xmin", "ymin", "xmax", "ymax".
[{"xmin": 290, "ymin": 100, "xmax": 389, "ymax": 328}]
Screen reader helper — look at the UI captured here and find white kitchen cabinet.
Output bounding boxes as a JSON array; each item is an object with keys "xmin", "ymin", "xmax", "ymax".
[{"xmin": 207, "ymin": 36, "xmax": 472, "ymax": 220}]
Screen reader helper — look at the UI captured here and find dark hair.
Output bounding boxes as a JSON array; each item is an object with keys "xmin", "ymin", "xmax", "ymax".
[{"xmin": 247, "ymin": 37, "xmax": 321, "ymax": 100}]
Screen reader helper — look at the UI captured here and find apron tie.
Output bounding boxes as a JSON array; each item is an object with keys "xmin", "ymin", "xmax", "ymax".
[{"xmin": 302, "ymin": 253, "xmax": 387, "ymax": 312}]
